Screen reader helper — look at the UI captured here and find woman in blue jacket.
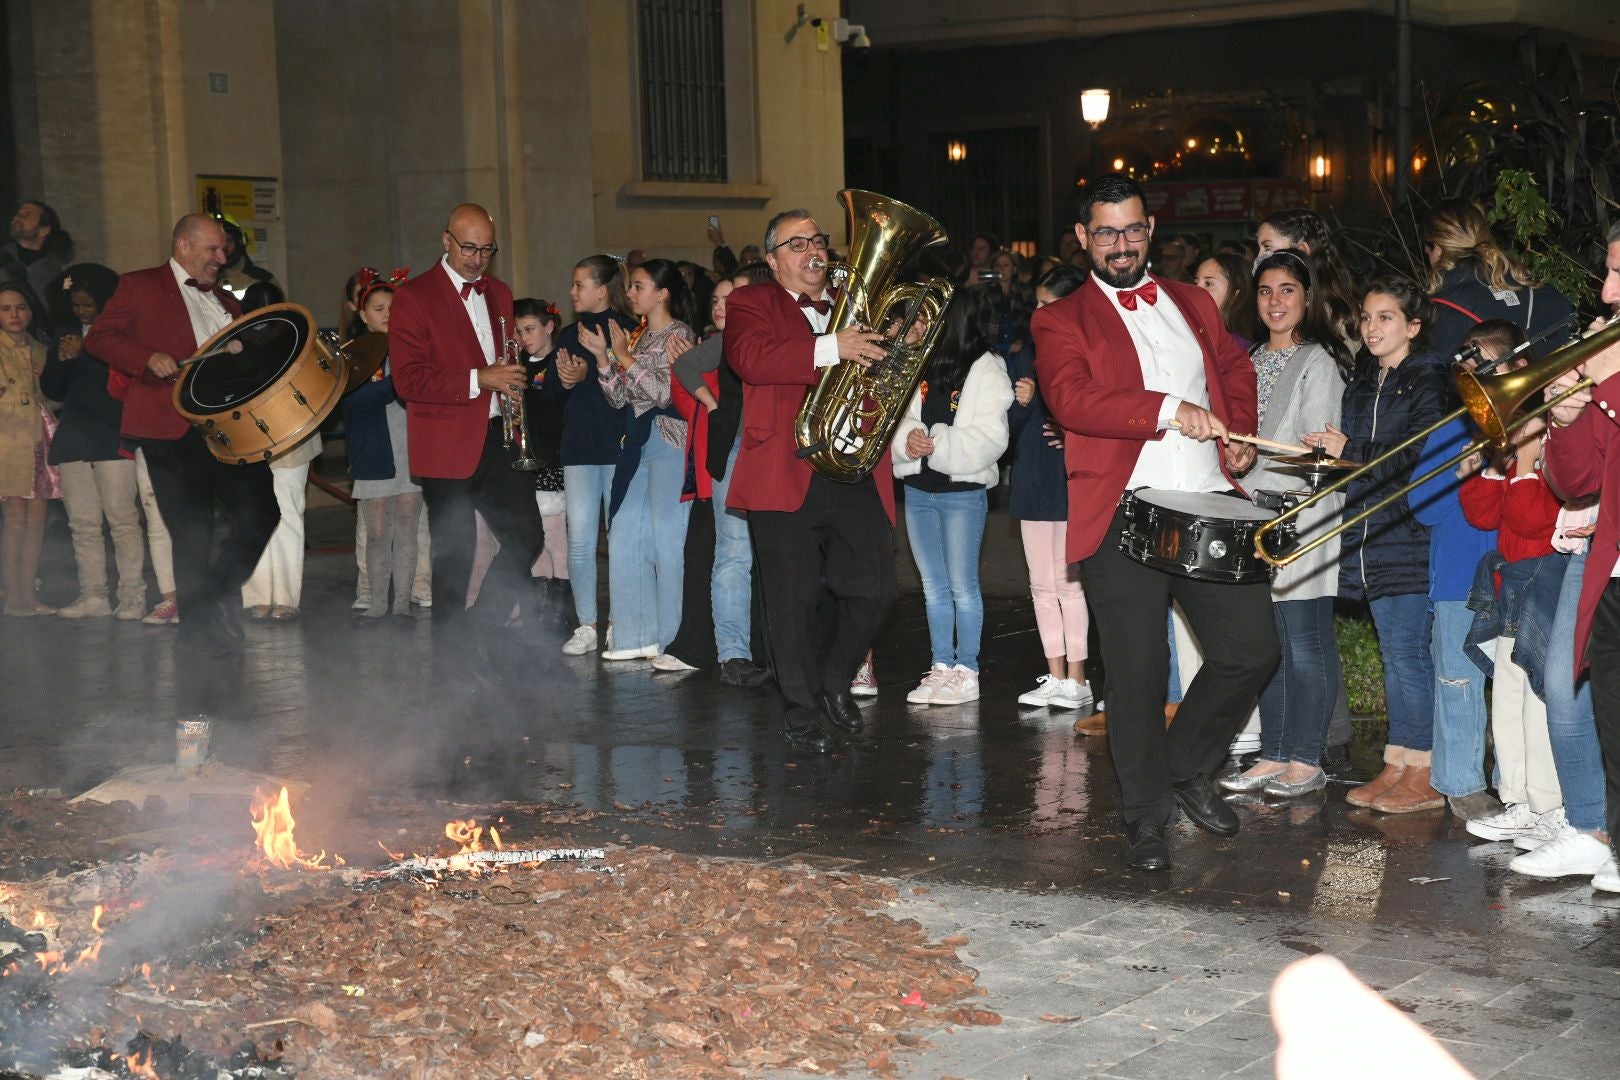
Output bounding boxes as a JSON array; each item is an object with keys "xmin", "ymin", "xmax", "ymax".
[{"xmin": 1305, "ymin": 277, "xmax": 1451, "ymax": 812}]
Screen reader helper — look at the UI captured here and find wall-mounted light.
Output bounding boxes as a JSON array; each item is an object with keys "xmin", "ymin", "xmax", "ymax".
[
  {"xmin": 1411, "ymin": 151, "xmax": 1427, "ymax": 177},
  {"xmin": 1309, "ymin": 133, "xmax": 1332, "ymax": 192},
  {"xmin": 1080, "ymin": 88, "xmax": 1111, "ymax": 130},
  {"xmin": 946, "ymin": 140, "xmax": 968, "ymax": 163}
]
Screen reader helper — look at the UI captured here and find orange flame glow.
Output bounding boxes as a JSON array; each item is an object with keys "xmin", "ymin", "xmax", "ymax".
[
  {"xmin": 91, "ymin": 904, "xmax": 104, "ymax": 934},
  {"xmin": 31, "ymin": 911, "xmax": 46, "ymax": 929},
  {"xmin": 250, "ymin": 787, "xmax": 327, "ymax": 870},
  {"xmin": 125, "ymin": 1048, "xmax": 160, "ymax": 1079}
]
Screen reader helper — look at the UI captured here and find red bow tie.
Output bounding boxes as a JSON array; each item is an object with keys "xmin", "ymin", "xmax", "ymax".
[
  {"xmin": 1116, "ymin": 280, "xmax": 1158, "ymax": 310},
  {"xmin": 183, "ymin": 278, "xmax": 214, "ymax": 293},
  {"xmin": 459, "ymin": 278, "xmax": 488, "ymax": 300},
  {"xmin": 797, "ymin": 293, "xmax": 831, "ymax": 316}
]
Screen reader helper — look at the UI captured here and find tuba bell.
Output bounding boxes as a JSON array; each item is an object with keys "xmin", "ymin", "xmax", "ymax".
[{"xmin": 794, "ymin": 189, "xmax": 955, "ymax": 482}]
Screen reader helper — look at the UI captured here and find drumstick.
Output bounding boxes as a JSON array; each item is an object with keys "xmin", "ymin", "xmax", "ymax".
[
  {"xmin": 1165, "ymin": 419, "xmax": 1309, "ymax": 456},
  {"xmin": 177, "ymin": 339, "xmax": 244, "ymax": 368}
]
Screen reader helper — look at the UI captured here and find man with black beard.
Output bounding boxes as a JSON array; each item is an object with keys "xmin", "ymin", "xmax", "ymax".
[{"xmin": 1031, "ymin": 174, "xmax": 1278, "ymax": 872}]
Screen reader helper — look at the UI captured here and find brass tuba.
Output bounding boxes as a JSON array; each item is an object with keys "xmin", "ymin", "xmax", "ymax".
[{"xmin": 794, "ymin": 189, "xmax": 955, "ymax": 482}]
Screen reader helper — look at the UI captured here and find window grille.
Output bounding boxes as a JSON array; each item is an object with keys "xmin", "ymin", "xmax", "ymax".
[
  {"xmin": 637, "ymin": 0, "xmax": 728, "ymax": 183},
  {"xmin": 929, "ymin": 128, "xmax": 1042, "ymax": 254}
]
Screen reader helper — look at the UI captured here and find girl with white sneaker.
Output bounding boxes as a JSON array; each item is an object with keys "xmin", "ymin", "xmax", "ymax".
[
  {"xmin": 893, "ymin": 291, "xmax": 1013, "ymax": 706},
  {"xmin": 1010, "ymin": 265, "xmax": 1093, "ymax": 711}
]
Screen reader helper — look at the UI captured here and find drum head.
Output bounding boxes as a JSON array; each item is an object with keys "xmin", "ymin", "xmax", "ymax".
[
  {"xmin": 177, "ymin": 303, "xmax": 312, "ymax": 414},
  {"xmin": 1133, "ymin": 487, "xmax": 1274, "ymax": 522}
]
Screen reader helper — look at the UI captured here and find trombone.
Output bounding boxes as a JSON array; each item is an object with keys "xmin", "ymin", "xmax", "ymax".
[
  {"xmin": 1254, "ymin": 316, "xmax": 1620, "ymax": 568},
  {"xmin": 496, "ymin": 316, "xmax": 541, "ymax": 472}
]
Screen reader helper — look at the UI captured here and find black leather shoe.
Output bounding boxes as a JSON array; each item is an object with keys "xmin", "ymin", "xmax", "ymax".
[
  {"xmin": 819, "ymin": 689, "xmax": 865, "ymax": 733},
  {"xmin": 1172, "ymin": 775, "xmax": 1241, "ymax": 837},
  {"xmin": 783, "ymin": 718, "xmax": 833, "ymax": 753},
  {"xmin": 1125, "ymin": 817, "xmax": 1171, "ymax": 871},
  {"xmin": 720, "ymin": 657, "xmax": 773, "ymax": 689}
]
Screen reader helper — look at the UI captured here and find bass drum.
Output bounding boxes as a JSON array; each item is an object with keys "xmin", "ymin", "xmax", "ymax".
[
  {"xmin": 1118, "ymin": 488, "xmax": 1288, "ymax": 584},
  {"xmin": 173, "ymin": 303, "xmax": 347, "ymax": 464}
]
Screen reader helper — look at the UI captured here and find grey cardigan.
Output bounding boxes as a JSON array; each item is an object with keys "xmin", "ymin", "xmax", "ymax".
[{"xmin": 1244, "ymin": 342, "xmax": 1346, "ymax": 601}]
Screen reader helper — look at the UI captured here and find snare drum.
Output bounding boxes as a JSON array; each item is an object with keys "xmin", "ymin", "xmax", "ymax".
[
  {"xmin": 1119, "ymin": 488, "xmax": 1288, "ymax": 584},
  {"xmin": 174, "ymin": 303, "xmax": 348, "ymax": 464}
]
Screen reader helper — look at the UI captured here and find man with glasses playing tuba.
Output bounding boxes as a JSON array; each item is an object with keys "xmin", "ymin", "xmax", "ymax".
[
  {"xmin": 1032, "ymin": 174, "xmax": 1278, "ymax": 873},
  {"xmin": 723, "ymin": 209, "xmax": 896, "ymax": 753},
  {"xmin": 391, "ymin": 203, "xmax": 540, "ymax": 675}
]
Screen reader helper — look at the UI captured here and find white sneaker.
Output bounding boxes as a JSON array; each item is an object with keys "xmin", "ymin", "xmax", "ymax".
[
  {"xmin": 650, "ymin": 652, "xmax": 697, "ymax": 672},
  {"xmin": 411, "ymin": 594, "xmax": 432, "ymax": 609},
  {"xmin": 906, "ymin": 664, "xmax": 951, "ymax": 705},
  {"xmin": 929, "ymin": 665, "xmax": 980, "ymax": 706},
  {"xmin": 114, "ymin": 595, "xmax": 145, "ymax": 621},
  {"xmin": 1017, "ymin": 675, "xmax": 1062, "ymax": 708},
  {"xmin": 1229, "ymin": 730, "xmax": 1262, "ymax": 755},
  {"xmin": 561, "ymin": 625, "xmax": 598, "ymax": 655},
  {"xmin": 351, "ymin": 596, "xmax": 371, "ymax": 612},
  {"xmin": 602, "ymin": 643, "xmax": 659, "ymax": 661},
  {"xmin": 1050, "ymin": 679, "xmax": 1093, "ymax": 711},
  {"xmin": 58, "ymin": 596, "xmax": 113, "ymax": 619},
  {"xmin": 1509, "ymin": 825, "xmax": 1612, "ymax": 879},
  {"xmin": 1593, "ymin": 854, "xmax": 1620, "ymax": 893},
  {"xmin": 1514, "ymin": 807, "xmax": 1569, "ymax": 851},
  {"xmin": 1465, "ymin": 801, "xmax": 1541, "ymax": 842}
]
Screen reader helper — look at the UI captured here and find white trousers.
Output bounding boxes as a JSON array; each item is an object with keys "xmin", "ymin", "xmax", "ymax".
[
  {"xmin": 1490, "ymin": 638, "xmax": 1562, "ymax": 812},
  {"xmin": 242, "ymin": 463, "xmax": 308, "ymax": 608},
  {"xmin": 58, "ymin": 458, "xmax": 144, "ymax": 605},
  {"xmin": 135, "ymin": 448, "xmax": 175, "ymax": 595}
]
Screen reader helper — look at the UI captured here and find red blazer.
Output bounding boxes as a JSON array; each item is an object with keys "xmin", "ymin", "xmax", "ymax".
[
  {"xmin": 1543, "ymin": 370, "xmax": 1620, "ymax": 675},
  {"xmin": 389, "ymin": 264, "xmax": 515, "ymax": 480},
  {"xmin": 1031, "ymin": 274, "xmax": 1258, "ymax": 564},
  {"xmin": 86, "ymin": 265, "xmax": 242, "ymax": 441},
  {"xmin": 722, "ymin": 282, "xmax": 896, "ymax": 524}
]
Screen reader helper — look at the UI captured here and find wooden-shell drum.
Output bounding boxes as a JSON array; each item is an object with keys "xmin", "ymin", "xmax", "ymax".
[{"xmin": 173, "ymin": 303, "xmax": 347, "ymax": 464}]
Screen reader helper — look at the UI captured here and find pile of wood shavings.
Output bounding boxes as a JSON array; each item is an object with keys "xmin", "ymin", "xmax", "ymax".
[{"xmin": 101, "ymin": 847, "xmax": 997, "ymax": 1078}]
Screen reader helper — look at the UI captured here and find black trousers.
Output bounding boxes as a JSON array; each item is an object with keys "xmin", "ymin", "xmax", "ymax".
[
  {"xmin": 139, "ymin": 430, "xmax": 279, "ymax": 635},
  {"xmin": 1080, "ymin": 506, "xmax": 1280, "ymax": 825},
  {"xmin": 749, "ymin": 473, "xmax": 897, "ymax": 726},
  {"xmin": 417, "ymin": 419, "xmax": 545, "ymax": 650},
  {"xmin": 1584, "ymin": 579, "xmax": 1620, "ymax": 860}
]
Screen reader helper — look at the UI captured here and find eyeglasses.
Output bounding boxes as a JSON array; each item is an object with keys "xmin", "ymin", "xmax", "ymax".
[
  {"xmin": 769, "ymin": 233, "xmax": 831, "ymax": 254},
  {"xmin": 445, "ymin": 231, "xmax": 499, "ymax": 259},
  {"xmin": 1086, "ymin": 223, "xmax": 1151, "ymax": 246}
]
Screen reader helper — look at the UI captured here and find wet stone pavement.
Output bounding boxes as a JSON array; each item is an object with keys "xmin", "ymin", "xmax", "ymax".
[{"xmin": 4, "ymin": 501, "xmax": 1619, "ymax": 1079}]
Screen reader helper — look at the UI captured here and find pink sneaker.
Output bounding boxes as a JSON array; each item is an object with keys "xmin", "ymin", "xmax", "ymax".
[
  {"xmin": 142, "ymin": 598, "xmax": 180, "ymax": 625},
  {"xmin": 850, "ymin": 659, "xmax": 878, "ymax": 697}
]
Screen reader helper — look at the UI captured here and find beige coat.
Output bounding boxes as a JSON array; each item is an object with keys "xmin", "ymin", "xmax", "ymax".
[{"xmin": 0, "ymin": 334, "xmax": 48, "ymax": 498}]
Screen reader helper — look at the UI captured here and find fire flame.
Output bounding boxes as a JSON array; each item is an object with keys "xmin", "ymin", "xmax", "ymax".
[
  {"xmin": 91, "ymin": 904, "xmax": 104, "ymax": 934},
  {"xmin": 125, "ymin": 1048, "xmax": 160, "ymax": 1079},
  {"xmin": 31, "ymin": 911, "xmax": 46, "ymax": 929},
  {"xmin": 250, "ymin": 787, "xmax": 327, "ymax": 870}
]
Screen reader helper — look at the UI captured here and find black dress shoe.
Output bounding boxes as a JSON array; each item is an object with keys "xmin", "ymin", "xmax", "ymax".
[
  {"xmin": 1125, "ymin": 817, "xmax": 1170, "ymax": 871},
  {"xmin": 783, "ymin": 718, "xmax": 833, "ymax": 753},
  {"xmin": 719, "ymin": 657, "xmax": 773, "ymax": 689},
  {"xmin": 1172, "ymin": 775, "xmax": 1241, "ymax": 837},
  {"xmin": 819, "ymin": 689, "xmax": 865, "ymax": 733}
]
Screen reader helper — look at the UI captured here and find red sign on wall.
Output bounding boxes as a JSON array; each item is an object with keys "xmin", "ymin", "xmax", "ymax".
[{"xmin": 1142, "ymin": 179, "xmax": 1307, "ymax": 223}]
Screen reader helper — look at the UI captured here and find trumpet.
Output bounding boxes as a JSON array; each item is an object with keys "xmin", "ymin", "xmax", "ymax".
[
  {"xmin": 1254, "ymin": 315, "xmax": 1620, "ymax": 567},
  {"xmin": 496, "ymin": 316, "xmax": 541, "ymax": 472}
]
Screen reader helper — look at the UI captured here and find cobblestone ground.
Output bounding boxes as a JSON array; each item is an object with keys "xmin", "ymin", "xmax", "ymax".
[{"xmin": 3, "ymin": 502, "xmax": 1617, "ymax": 1078}]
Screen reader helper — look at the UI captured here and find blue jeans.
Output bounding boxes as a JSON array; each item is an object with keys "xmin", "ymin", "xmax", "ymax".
[
  {"xmin": 564, "ymin": 463, "xmax": 614, "ymax": 625},
  {"xmin": 1546, "ymin": 551, "xmax": 1606, "ymax": 832},
  {"xmin": 607, "ymin": 435, "xmax": 691, "ymax": 650},
  {"xmin": 708, "ymin": 440, "xmax": 752, "ymax": 662},
  {"xmin": 1431, "ymin": 599, "xmax": 1489, "ymax": 797},
  {"xmin": 1259, "ymin": 597, "xmax": 1339, "ymax": 766},
  {"xmin": 1369, "ymin": 593, "xmax": 1436, "ymax": 751},
  {"xmin": 904, "ymin": 486, "xmax": 987, "ymax": 671}
]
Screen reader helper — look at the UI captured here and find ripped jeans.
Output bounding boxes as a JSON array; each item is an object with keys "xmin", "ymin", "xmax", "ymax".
[{"xmin": 1431, "ymin": 598, "xmax": 1489, "ymax": 798}]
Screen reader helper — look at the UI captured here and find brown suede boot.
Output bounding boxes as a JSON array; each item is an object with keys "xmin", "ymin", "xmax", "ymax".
[
  {"xmin": 1346, "ymin": 745, "xmax": 1406, "ymax": 808},
  {"xmin": 1371, "ymin": 750, "xmax": 1445, "ymax": 813},
  {"xmin": 1074, "ymin": 711, "xmax": 1107, "ymax": 736}
]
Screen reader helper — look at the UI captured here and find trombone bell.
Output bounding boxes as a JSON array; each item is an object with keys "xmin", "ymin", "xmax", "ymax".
[{"xmin": 1454, "ymin": 318, "xmax": 1620, "ymax": 448}]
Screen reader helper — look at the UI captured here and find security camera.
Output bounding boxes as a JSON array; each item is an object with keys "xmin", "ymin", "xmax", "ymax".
[{"xmin": 834, "ymin": 18, "xmax": 871, "ymax": 48}]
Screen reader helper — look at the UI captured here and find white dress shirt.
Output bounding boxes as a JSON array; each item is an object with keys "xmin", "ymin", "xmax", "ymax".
[
  {"xmin": 1093, "ymin": 273, "xmax": 1229, "ymax": 494},
  {"xmin": 169, "ymin": 258, "xmax": 233, "ymax": 349},
  {"xmin": 443, "ymin": 256, "xmax": 499, "ymax": 417},
  {"xmin": 783, "ymin": 285, "xmax": 841, "ymax": 369}
]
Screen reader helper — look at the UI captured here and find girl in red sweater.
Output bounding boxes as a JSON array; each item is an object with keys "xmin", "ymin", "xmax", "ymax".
[{"xmin": 1459, "ymin": 333, "xmax": 1565, "ymax": 843}]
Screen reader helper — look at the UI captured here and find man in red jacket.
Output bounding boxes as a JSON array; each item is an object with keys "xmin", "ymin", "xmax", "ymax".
[
  {"xmin": 724, "ymin": 208, "xmax": 892, "ymax": 752},
  {"xmin": 389, "ymin": 204, "xmax": 538, "ymax": 666},
  {"xmin": 1032, "ymin": 174, "xmax": 1278, "ymax": 872},
  {"xmin": 1543, "ymin": 222, "xmax": 1620, "ymax": 892},
  {"xmin": 86, "ymin": 214, "xmax": 278, "ymax": 648}
]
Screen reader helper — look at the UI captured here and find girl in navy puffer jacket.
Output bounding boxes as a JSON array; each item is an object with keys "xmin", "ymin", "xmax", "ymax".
[{"xmin": 1305, "ymin": 278, "xmax": 1452, "ymax": 813}]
